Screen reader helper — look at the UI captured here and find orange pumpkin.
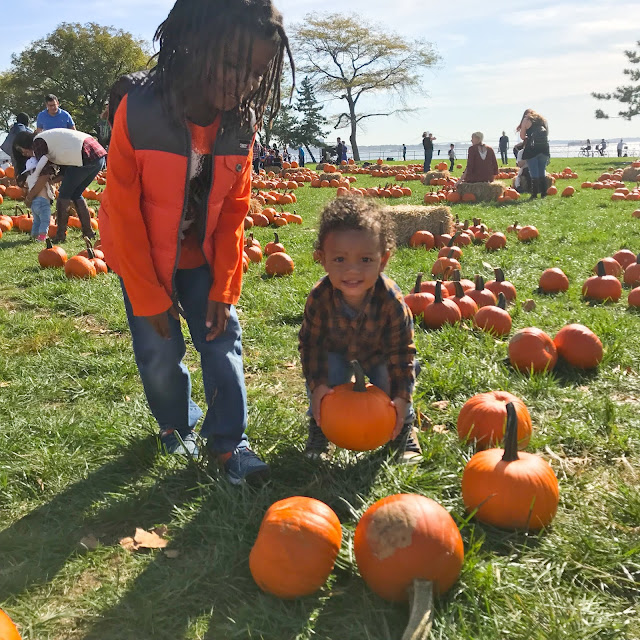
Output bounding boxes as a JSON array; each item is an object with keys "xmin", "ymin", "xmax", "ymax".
[
  {"xmin": 320, "ymin": 360, "xmax": 396, "ymax": 451},
  {"xmin": 473, "ymin": 292, "xmax": 512, "ymax": 336},
  {"xmin": 462, "ymin": 402, "xmax": 559, "ymax": 530},
  {"xmin": 64, "ymin": 255, "xmax": 97, "ymax": 279},
  {"xmin": 450, "ymin": 280, "xmax": 478, "ymax": 319},
  {"xmin": 509, "ymin": 327, "xmax": 557, "ymax": 373},
  {"xmin": 38, "ymin": 238, "xmax": 67, "ymax": 268},
  {"xmin": 249, "ymin": 497, "xmax": 342, "ymax": 598},
  {"xmin": 422, "ymin": 281, "xmax": 461, "ymax": 329},
  {"xmin": 553, "ymin": 324, "xmax": 603, "ymax": 369},
  {"xmin": 539, "ymin": 268, "xmax": 569, "ymax": 293},
  {"xmin": 265, "ymin": 251, "xmax": 294, "ymax": 276},
  {"xmin": 582, "ymin": 261, "xmax": 622, "ymax": 302},
  {"xmin": 404, "ymin": 273, "xmax": 435, "ymax": 317},
  {"xmin": 517, "ymin": 225, "xmax": 539, "ymax": 242},
  {"xmin": 0, "ymin": 609, "xmax": 21, "ymax": 640},
  {"xmin": 623, "ymin": 253, "xmax": 640, "ymax": 287},
  {"xmin": 264, "ymin": 232, "xmax": 285, "ymax": 256}
]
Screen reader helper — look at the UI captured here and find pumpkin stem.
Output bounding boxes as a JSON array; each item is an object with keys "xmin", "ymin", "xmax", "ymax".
[
  {"xmin": 497, "ymin": 292, "xmax": 506, "ymax": 309},
  {"xmin": 451, "ymin": 269, "xmax": 461, "ymax": 282},
  {"xmin": 463, "ymin": 219, "xmax": 469, "ymax": 230},
  {"xmin": 447, "ymin": 232, "xmax": 460, "ymax": 247},
  {"xmin": 494, "ymin": 267, "xmax": 505, "ymax": 283},
  {"xmin": 413, "ymin": 273, "xmax": 423, "ymax": 294},
  {"xmin": 402, "ymin": 579, "xmax": 434, "ymax": 640},
  {"xmin": 434, "ymin": 280, "xmax": 444, "ymax": 303},
  {"xmin": 475, "ymin": 275, "xmax": 485, "ymax": 291},
  {"xmin": 87, "ymin": 247, "xmax": 96, "ymax": 260},
  {"xmin": 45, "ymin": 237, "xmax": 54, "ymax": 249},
  {"xmin": 83, "ymin": 236, "xmax": 93, "ymax": 250},
  {"xmin": 502, "ymin": 402, "xmax": 520, "ymax": 462},
  {"xmin": 453, "ymin": 281, "xmax": 465, "ymax": 299},
  {"xmin": 596, "ymin": 261, "xmax": 606, "ymax": 277},
  {"xmin": 274, "ymin": 232, "xmax": 280, "ymax": 244},
  {"xmin": 350, "ymin": 361, "xmax": 367, "ymax": 393}
]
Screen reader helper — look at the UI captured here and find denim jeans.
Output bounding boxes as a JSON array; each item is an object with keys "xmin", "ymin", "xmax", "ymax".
[
  {"xmin": 307, "ymin": 352, "xmax": 419, "ymax": 425},
  {"xmin": 121, "ymin": 264, "xmax": 248, "ymax": 454},
  {"xmin": 59, "ymin": 156, "xmax": 106, "ymax": 200},
  {"xmin": 527, "ymin": 153, "xmax": 549, "ymax": 179},
  {"xmin": 500, "ymin": 149, "xmax": 508, "ymax": 164},
  {"xmin": 30, "ymin": 196, "xmax": 51, "ymax": 236},
  {"xmin": 423, "ymin": 153, "xmax": 433, "ymax": 172}
]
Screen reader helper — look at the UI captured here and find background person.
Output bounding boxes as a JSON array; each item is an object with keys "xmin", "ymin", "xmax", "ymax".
[
  {"xmin": 1, "ymin": 113, "xmax": 32, "ymax": 165},
  {"xmin": 35, "ymin": 94, "xmax": 76, "ymax": 133},
  {"xmin": 422, "ymin": 131, "xmax": 435, "ymax": 171},
  {"xmin": 517, "ymin": 108, "xmax": 550, "ymax": 199},
  {"xmin": 460, "ymin": 132, "xmax": 498, "ymax": 183},
  {"xmin": 499, "ymin": 130, "xmax": 509, "ymax": 165}
]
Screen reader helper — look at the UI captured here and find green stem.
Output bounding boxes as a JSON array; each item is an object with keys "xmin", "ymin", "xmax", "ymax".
[
  {"xmin": 402, "ymin": 579, "xmax": 434, "ymax": 640},
  {"xmin": 350, "ymin": 361, "xmax": 367, "ymax": 392},
  {"xmin": 413, "ymin": 273, "xmax": 424, "ymax": 294},
  {"xmin": 502, "ymin": 402, "xmax": 520, "ymax": 462}
]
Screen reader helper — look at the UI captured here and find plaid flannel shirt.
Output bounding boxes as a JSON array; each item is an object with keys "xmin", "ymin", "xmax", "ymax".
[{"xmin": 299, "ymin": 274, "xmax": 416, "ymax": 401}]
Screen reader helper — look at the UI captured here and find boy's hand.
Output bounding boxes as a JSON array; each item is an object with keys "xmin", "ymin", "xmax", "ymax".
[
  {"xmin": 206, "ymin": 300, "xmax": 230, "ymax": 342},
  {"xmin": 311, "ymin": 384, "xmax": 333, "ymax": 426},
  {"xmin": 390, "ymin": 397, "xmax": 408, "ymax": 439},
  {"xmin": 145, "ymin": 305, "xmax": 180, "ymax": 339}
]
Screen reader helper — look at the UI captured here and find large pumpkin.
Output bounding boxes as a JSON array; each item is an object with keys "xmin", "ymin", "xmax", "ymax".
[
  {"xmin": 462, "ymin": 402, "xmax": 559, "ymax": 530},
  {"xmin": 457, "ymin": 390, "xmax": 532, "ymax": 449},
  {"xmin": 509, "ymin": 327, "xmax": 558, "ymax": 373},
  {"xmin": 249, "ymin": 497, "xmax": 342, "ymax": 598},
  {"xmin": 553, "ymin": 324, "xmax": 603, "ymax": 369},
  {"xmin": 320, "ymin": 360, "xmax": 396, "ymax": 451},
  {"xmin": 0, "ymin": 609, "xmax": 21, "ymax": 640}
]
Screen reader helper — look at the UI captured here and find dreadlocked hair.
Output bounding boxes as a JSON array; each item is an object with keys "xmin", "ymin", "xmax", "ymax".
[
  {"xmin": 316, "ymin": 196, "xmax": 396, "ymax": 255},
  {"xmin": 152, "ymin": 0, "xmax": 294, "ymax": 129}
]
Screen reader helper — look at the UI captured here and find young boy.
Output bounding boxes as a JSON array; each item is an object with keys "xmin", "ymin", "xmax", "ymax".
[
  {"xmin": 448, "ymin": 144, "xmax": 456, "ymax": 172},
  {"xmin": 298, "ymin": 197, "xmax": 421, "ymax": 464}
]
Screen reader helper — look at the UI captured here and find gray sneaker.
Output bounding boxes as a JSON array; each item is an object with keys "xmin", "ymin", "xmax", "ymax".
[
  {"xmin": 221, "ymin": 447, "xmax": 270, "ymax": 486},
  {"xmin": 304, "ymin": 419, "xmax": 335, "ymax": 461},
  {"xmin": 159, "ymin": 429, "xmax": 199, "ymax": 459},
  {"xmin": 388, "ymin": 423, "xmax": 422, "ymax": 465}
]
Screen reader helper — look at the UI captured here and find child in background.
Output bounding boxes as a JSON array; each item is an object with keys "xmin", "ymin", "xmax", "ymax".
[
  {"xmin": 99, "ymin": 0, "xmax": 293, "ymax": 485},
  {"xmin": 448, "ymin": 144, "xmax": 456, "ymax": 171},
  {"xmin": 21, "ymin": 156, "xmax": 55, "ymax": 241},
  {"xmin": 298, "ymin": 197, "xmax": 421, "ymax": 464}
]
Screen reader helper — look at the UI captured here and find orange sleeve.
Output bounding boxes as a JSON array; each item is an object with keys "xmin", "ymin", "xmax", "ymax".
[
  {"xmin": 208, "ymin": 148, "xmax": 253, "ymax": 305},
  {"xmin": 105, "ymin": 94, "xmax": 173, "ymax": 316}
]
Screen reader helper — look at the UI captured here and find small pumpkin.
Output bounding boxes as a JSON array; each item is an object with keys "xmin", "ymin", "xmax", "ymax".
[
  {"xmin": 249, "ymin": 497, "xmax": 342, "ymax": 599},
  {"xmin": 517, "ymin": 225, "xmax": 539, "ymax": 242},
  {"xmin": 85, "ymin": 247, "xmax": 108, "ymax": 274},
  {"xmin": 467, "ymin": 275, "xmax": 497, "ymax": 309},
  {"xmin": 612, "ymin": 249, "xmax": 636, "ymax": 270},
  {"xmin": 509, "ymin": 327, "xmax": 557, "ymax": 373},
  {"xmin": 485, "ymin": 268, "xmax": 516, "ymax": 302},
  {"xmin": 553, "ymin": 324, "xmax": 603, "ymax": 369},
  {"xmin": 422, "ymin": 281, "xmax": 461, "ymax": 329},
  {"xmin": 539, "ymin": 268, "xmax": 569, "ymax": 293},
  {"xmin": 473, "ymin": 292, "xmax": 512, "ymax": 336},
  {"xmin": 451, "ymin": 281, "xmax": 478, "ymax": 319},
  {"xmin": 265, "ymin": 251, "xmax": 294, "ymax": 276},
  {"xmin": 593, "ymin": 257, "xmax": 622, "ymax": 278},
  {"xmin": 628, "ymin": 287, "xmax": 640, "ymax": 307},
  {"xmin": 443, "ymin": 269, "xmax": 474, "ymax": 295},
  {"xmin": 457, "ymin": 390, "xmax": 532, "ymax": 449},
  {"xmin": 320, "ymin": 360, "xmax": 396, "ymax": 451},
  {"xmin": 437, "ymin": 235, "xmax": 463, "ymax": 259},
  {"xmin": 408, "ymin": 230, "xmax": 435, "ymax": 250},
  {"xmin": 461, "ymin": 402, "xmax": 559, "ymax": 530},
  {"xmin": 77, "ymin": 236, "xmax": 105, "ymax": 261},
  {"xmin": 354, "ymin": 494, "xmax": 463, "ymax": 637},
  {"xmin": 623, "ymin": 253, "xmax": 640, "ymax": 287},
  {"xmin": 404, "ymin": 273, "xmax": 435, "ymax": 317},
  {"xmin": 64, "ymin": 255, "xmax": 97, "ymax": 279},
  {"xmin": 0, "ymin": 608, "xmax": 21, "ymax": 640},
  {"xmin": 38, "ymin": 238, "xmax": 67, "ymax": 268},
  {"xmin": 485, "ymin": 232, "xmax": 507, "ymax": 251},
  {"xmin": 582, "ymin": 261, "xmax": 622, "ymax": 302},
  {"xmin": 265, "ymin": 232, "xmax": 285, "ymax": 256}
]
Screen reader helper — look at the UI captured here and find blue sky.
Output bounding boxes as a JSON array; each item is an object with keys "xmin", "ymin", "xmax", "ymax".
[{"xmin": 1, "ymin": 0, "xmax": 639, "ymax": 146}]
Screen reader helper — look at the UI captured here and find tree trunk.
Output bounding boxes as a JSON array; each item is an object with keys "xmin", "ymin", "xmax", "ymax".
[
  {"xmin": 305, "ymin": 144, "xmax": 316, "ymax": 163},
  {"xmin": 347, "ymin": 99, "xmax": 360, "ymax": 161}
]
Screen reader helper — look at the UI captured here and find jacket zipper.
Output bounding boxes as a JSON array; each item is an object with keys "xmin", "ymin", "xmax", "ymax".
[
  {"xmin": 199, "ymin": 118, "xmax": 223, "ymax": 255},
  {"xmin": 170, "ymin": 125, "xmax": 193, "ymax": 307}
]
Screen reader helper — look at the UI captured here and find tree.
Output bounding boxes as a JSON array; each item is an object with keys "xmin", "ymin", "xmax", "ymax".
[
  {"xmin": 268, "ymin": 100, "xmax": 300, "ymax": 149},
  {"xmin": 593, "ymin": 41, "xmax": 640, "ymax": 120},
  {"xmin": 292, "ymin": 14, "xmax": 439, "ymax": 161},
  {"xmin": 294, "ymin": 76, "xmax": 328, "ymax": 163},
  {"xmin": 0, "ymin": 23, "xmax": 149, "ymax": 133}
]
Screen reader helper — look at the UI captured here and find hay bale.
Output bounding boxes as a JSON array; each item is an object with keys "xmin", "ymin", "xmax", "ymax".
[
  {"xmin": 421, "ymin": 170, "xmax": 450, "ymax": 185},
  {"xmin": 319, "ymin": 172, "xmax": 342, "ymax": 182},
  {"xmin": 249, "ymin": 198, "xmax": 263, "ymax": 216},
  {"xmin": 381, "ymin": 204, "xmax": 454, "ymax": 246},
  {"xmin": 456, "ymin": 181, "xmax": 505, "ymax": 202},
  {"xmin": 622, "ymin": 166, "xmax": 640, "ymax": 182},
  {"xmin": 263, "ymin": 164, "xmax": 283, "ymax": 175}
]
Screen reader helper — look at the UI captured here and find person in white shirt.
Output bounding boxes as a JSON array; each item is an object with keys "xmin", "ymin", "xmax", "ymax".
[
  {"xmin": 19, "ymin": 156, "xmax": 56, "ymax": 241},
  {"xmin": 617, "ymin": 139, "xmax": 624, "ymax": 157}
]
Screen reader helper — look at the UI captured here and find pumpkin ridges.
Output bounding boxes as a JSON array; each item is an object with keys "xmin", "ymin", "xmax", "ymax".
[{"xmin": 553, "ymin": 324, "xmax": 603, "ymax": 369}]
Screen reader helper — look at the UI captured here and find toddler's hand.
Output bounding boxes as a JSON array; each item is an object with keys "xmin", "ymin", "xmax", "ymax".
[
  {"xmin": 311, "ymin": 384, "xmax": 333, "ymax": 426},
  {"xmin": 390, "ymin": 397, "xmax": 408, "ymax": 439}
]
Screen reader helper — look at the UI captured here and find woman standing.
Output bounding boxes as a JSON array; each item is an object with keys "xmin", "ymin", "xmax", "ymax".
[
  {"xmin": 517, "ymin": 109, "xmax": 549, "ymax": 199},
  {"xmin": 422, "ymin": 131, "xmax": 435, "ymax": 172},
  {"xmin": 12, "ymin": 129, "xmax": 106, "ymax": 240}
]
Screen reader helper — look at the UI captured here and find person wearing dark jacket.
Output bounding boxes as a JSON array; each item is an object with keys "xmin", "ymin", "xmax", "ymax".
[
  {"xmin": 422, "ymin": 131, "xmax": 435, "ymax": 171},
  {"xmin": 498, "ymin": 131, "xmax": 509, "ymax": 165},
  {"xmin": 1, "ymin": 113, "xmax": 32, "ymax": 165},
  {"xmin": 517, "ymin": 109, "xmax": 550, "ymax": 199}
]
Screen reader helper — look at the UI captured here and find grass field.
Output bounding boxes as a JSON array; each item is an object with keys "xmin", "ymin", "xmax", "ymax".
[{"xmin": 0, "ymin": 156, "xmax": 639, "ymax": 640}]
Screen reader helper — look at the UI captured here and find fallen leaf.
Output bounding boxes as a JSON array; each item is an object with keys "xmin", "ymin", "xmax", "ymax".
[
  {"xmin": 0, "ymin": 382, "xmax": 10, "ymax": 388},
  {"xmin": 124, "ymin": 395, "xmax": 131, "ymax": 402},
  {"xmin": 119, "ymin": 536, "xmax": 137, "ymax": 552},
  {"xmin": 431, "ymin": 400, "xmax": 450, "ymax": 410},
  {"xmin": 119, "ymin": 527, "xmax": 168, "ymax": 552},
  {"xmin": 80, "ymin": 534, "xmax": 100, "ymax": 551},
  {"xmin": 432, "ymin": 424, "xmax": 449, "ymax": 434},
  {"xmin": 522, "ymin": 299, "xmax": 536, "ymax": 312},
  {"xmin": 416, "ymin": 411, "xmax": 432, "ymax": 431},
  {"xmin": 36, "ymin": 478, "xmax": 45, "ymax": 491},
  {"xmin": 284, "ymin": 361, "xmax": 297, "ymax": 369},
  {"xmin": 164, "ymin": 549, "xmax": 180, "ymax": 559}
]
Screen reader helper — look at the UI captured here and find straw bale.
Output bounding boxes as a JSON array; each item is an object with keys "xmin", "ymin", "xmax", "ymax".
[
  {"xmin": 263, "ymin": 164, "xmax": 282, "ymax": 175},
  {"xmin": 249, "ymin": 198, "xmax": 263, "ymax": 216},
  {"xmin": 421, "ymin": 170, "xmax": 450, "ymax": 185},
  {"xmin": 456, "ymin": 181, "xmax": 505, "ymax": 202},
  {"xmin": 621, "ymin": 167, "xmax": 640, "ymax": 182},
  {"xmin": 381, "ymin": 204, "xmax": 454, "ymax": 246},
  {"xmin": 319, "ymin": 172, "xmax": 343, "ymax": 182},
  {"xmin": 512, "ymin": 175, "xmax": 554, "ymax": 193}
]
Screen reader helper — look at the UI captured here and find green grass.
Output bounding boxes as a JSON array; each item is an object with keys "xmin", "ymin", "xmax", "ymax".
[{"xmin": 1, "ymin": 156, "xmax": 639, "ymax": 640}]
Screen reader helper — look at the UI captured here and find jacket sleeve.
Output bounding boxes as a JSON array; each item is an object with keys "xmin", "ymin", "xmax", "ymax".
[
  {"xmin": 102, "ymin": 94, "xmax": 173, "ymax": 316},
  {"xmin": 208, "ymin": 147, "xmax": 254, "ymax": 305},
  {"xmin": 490, "ymin": 147, "xmax": 499, "ymax": 177}
]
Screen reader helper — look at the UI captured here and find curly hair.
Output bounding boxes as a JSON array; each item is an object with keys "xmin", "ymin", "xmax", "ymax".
[
  {"xmin": 316, "ymin": 196, "xmax": 396, "ymax": 254},
  {"xmin": 518, "ymin": 108, "xmax": 548, "ymax": 132}
]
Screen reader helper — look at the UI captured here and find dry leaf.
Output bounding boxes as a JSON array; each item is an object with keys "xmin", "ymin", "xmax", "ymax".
[
  {"xmin": 284, "ymin": 361, "xmax": 297, "ymax": 369},
  {"xmin": 416, "ymin": 411, "xmax": 432, "ymax": 431},
  {"xmin": 432, "ymin": 424, "xmax": 449, "ymax": 434},
  {"xmin": 125, "ymin": 395, "xmax": 131, "ymax": 402},
  {"xmin": 522, "ymin": 299, "xmax": 536, "ymax": 312},
  {"xmin": 0, "ymin": 381, "xmax": 10, "ymax": 388},
  {"xmin": 119, "ymin": 527, "xmax": 168, "ymax": 552},
  {"xmin": 80, "ymin": 534, "xmax": 100, "ymax": 551},
  {"xmin": 431, "ymin": 400, "xmax": 450, "ymax": 410},
  {"xmin": 164, "ymin": 549, "xmax": 180, "ymax": 559},
  {"xmin": 36, "ymin": 477, "xmax": 45, "ymax": 491}
]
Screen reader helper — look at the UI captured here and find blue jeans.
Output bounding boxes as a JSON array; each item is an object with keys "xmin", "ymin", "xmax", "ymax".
[
  {"xmin": 424, "ymin": 153, "xmax": 433, "ymax": 172},
  {"xmin": 59, "ymin": 156, "xmax": 106, "ymax": 200},
  {"xmin": 527, "ymin": 153, "xmax": 549, "ymax": 179},
  {"xmin": 121, "ymin": 264, "xmax": 248, "ymax": 454},
  {"xmin": 307, "ymin": 353, "xmax": 418, "ymax": 425},
  {"xmin": 30, "ymin": 196, "xmax": 51, "ymax": 237}
]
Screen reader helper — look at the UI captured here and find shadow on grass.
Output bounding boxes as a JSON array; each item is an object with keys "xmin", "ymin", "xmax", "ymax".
[
  {"xmin": 0, "ymin": 436, "xmax": 200, "ymax": 603},
  {"xmin": 0, "ymin": 236, "xmax": 33, "ymax": 250}
]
